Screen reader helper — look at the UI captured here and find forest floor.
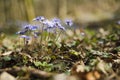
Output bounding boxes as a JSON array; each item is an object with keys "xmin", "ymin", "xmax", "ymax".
[{"xmin": 0, "ymin": 22, "xmax": 120, "ymax": 80}]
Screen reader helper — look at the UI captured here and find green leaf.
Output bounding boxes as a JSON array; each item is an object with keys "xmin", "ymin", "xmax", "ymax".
[
  {"xmin": 69, "ymin": 50, "xmax": 79, "ymax": 56},
  {"xmin": 3, "ymin": 56, "xmax": 11, "ymax": 61},
  {"xmin": 34, "ymin": 61, "xmax": 42, "ymax": 67}
]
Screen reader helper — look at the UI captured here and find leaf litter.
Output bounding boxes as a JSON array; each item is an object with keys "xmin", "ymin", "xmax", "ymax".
[{"xmin": 0, "ymin": 23, "xmax": 120, "ymax": 80}]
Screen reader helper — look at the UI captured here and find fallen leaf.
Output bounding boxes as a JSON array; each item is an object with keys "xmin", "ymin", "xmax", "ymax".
[
  {"xmin": 2, "ymin": 51, "xmax": 13, "ymax": 56},
  {"xmin": 86, "ymin": 71, "xmax": 101, "ymax": 80}
]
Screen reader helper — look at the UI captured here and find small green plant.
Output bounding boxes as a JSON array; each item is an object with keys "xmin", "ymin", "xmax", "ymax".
[{"xmin": 34, "ymin": 61, "xmax": 53, "ymax": 72}]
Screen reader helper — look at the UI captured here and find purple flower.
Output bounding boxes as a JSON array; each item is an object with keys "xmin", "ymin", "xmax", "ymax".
[
  {"xmin": 65, "ymin": 19, "xmax": 73, "ymax": 26},
  {"xmin": 16, "ymin": 30, "xmax": 27, "ymax": 35},
  {"xmin": 51, "ymin": 18, "xmax": 66, "ymax": 30},
  {"xmin": 58, "ymin": 25, "xmax": 65, "ymax": 30},
  {"xmin": 51, "ymin": 18, "xmax": 61, "ymax": 23},
  {"xmin": 33, "ymin": 16, "xmax": 45, "ymax": 22},
  {"xmin": 43, "ymin": 20, "xmax": 54, "ymax": 28},
  {"xmin": 24, "ymin": 25, "xmax": 31, "ymax": 30},
  {"xmin": 57, "ymin": 23, "xmax": 65, "ymax": 30},
  {"xmin": 30, "ymin": 25, "xmax": 38, "ymax": 31},
  {"xmin": 20, "ymin": 35, "xmax": 30, "ymax": 40},
  {"xmin": 23, "ymin": 24, "xmax": 38, "ymax": 31},
  {"xmin": 52, "ymin": 18, "xmax": 61, "ymax": 26}
]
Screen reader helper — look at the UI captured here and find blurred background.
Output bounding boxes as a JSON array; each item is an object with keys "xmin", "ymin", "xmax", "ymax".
[{"xmin": 0, "ymin": 0, "xmax": 120, "ymax": 34}]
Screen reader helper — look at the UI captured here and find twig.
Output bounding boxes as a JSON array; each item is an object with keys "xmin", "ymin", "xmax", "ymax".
[{"xmin": 0, "ymin": 67, "xmax": 54, "ymax": 78}]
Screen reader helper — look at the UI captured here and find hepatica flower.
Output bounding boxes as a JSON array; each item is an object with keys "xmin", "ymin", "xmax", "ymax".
[
  {"xmin": 16, "ymin": 30, "xmax": 27, "ymax": 35},
  {"xmin": 65, "ymin": 19, "xmax": 73, "ymax": 26},
  {"xmin": 20, "ymin": 35, "xmax": 30, "ymax": 40},
  {"xmin": 43, "ymin": 20, "xmax": 54, "ymax": 28},
  {"xmin": 56, "ymin": 23, "xmax": 65, "ymax": 31},
  {"xmin": 52, "ymin": 18, "xmax": 61, "ymax": 23},
  {"xmin": 52, "ymin": 18, "xmax": 61, "ymax": 26},
  {"xmin": 30, "ymin": 25, "xmax": 38, "ymax": 31},
  {"xmin": 51, "ymin": 18, "xmax": 65, "ymax": 31},
  {"xmin": 33, "ymin": 16, "xmax": 45, "ymax": 22},
  {"xmin": 17, "ymin": 24, "xmax": 38, "ymax": 42},
  {"xmin": 43, "ymin": 19, "xmax": 59, "ymax": 33},
  {"xmin": 58, "ymin": 25, "xmax": 65, "ymax": 31},
  {"xmin": 23, "ymin": 24, "xmax": 38, "ymax": 31},
  {"xmin": 42, "ymin": 20, "xmax": 54, "ymax": 33},
  {"xmin": 24, "ymin": 24, "xmax": 31, "ymax": 30}
]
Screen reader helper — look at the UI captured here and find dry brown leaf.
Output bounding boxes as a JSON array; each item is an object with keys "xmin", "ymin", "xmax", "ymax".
[
  {"xmin": 86, "ymin": 71, "xmax": 101, "ymax": 80},
  {"xmin": 67, "ymin": 75, "xmax": 79, "ymax": 80},
  {"xmin": 71, "ymin": 61, "xmax": 85, "ymax": 75}
]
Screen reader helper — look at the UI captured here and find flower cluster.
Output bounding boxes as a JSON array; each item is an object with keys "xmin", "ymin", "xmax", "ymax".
[
  {"xmin": 17, "ymin": 24, "xmax": 38, "ymax": 37},
  {"xmin": 16, "ymin": 16, "xmax": 73, "ymax": 45}
]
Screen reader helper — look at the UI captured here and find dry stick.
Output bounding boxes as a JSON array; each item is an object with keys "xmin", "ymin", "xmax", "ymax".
[{"xmin": 0, "ymin": 67, "xmax": 53, "ymax": 78}]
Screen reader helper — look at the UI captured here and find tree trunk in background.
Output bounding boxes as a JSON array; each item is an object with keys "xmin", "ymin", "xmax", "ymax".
[
  {"xmin": 11, "ymin": 0, "xmax": 23, "ymax": 21},
  {"xmin": 57, "ymin": 0, "xmax": 67, "ymax": 19},
  {"xmin": 24, "ymin": 0, "xmax": 35, "ymax": 22},
  {"xmin": 0, "ymin": 0, "xmax": 5, "ymax": 26},
  {"xmin": 0, "ymin": 0, "xmax": 120, "ymax": 27},
  {"xmin": 42, "ymin": 0, "xmax": 57, "ymax": 18},
  {"xmin": 0, "ymin": 0, "xmax": 35, "ymax": 27},
  {"xmin": 3, "ymin": 0, "xmax": 11, "ymax": 23}
]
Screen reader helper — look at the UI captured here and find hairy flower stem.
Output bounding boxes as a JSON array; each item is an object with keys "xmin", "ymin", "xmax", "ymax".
[
  {"xmin": 40, "ymin": 25, "xmax": 43, "ymax": 44},
  {"xmin": 40, "ymin": 24, "xmax": 45, "ymax": 51},
  {"xmin": 55, "ymin": 31, "xmax": 62, "ymax": 42},
  {"xmin": 23, "ymin": 38, "xmax": 28, "ymax": 49},
  {"xmin": 31, "ymin": 36, "xmax": 35, "ymax": 48},
  {"xmin": 46, "ymin": 29, "xmax": 51, "ymax": 42},
  {"xmin": 23, "ymin": 38, "xmax": 25, "ymax": 46},
  {"xmin": 18, "ymin": 37, "xmax": 22, "ymax": 49}
]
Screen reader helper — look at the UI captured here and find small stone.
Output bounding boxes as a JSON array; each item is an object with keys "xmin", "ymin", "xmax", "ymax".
[
  {"xmin": 53, "ymin": 73, "xmax": 67, "ymax": 80},
  {"xmin": 0, "ymin": 72, "xmax": 16, "ymax": 80}
]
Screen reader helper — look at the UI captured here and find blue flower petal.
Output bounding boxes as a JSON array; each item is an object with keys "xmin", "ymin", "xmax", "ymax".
[
  {"xmin": 33, "ymin": 16, "xmax": 45, "ymax": 22},
  {"xmin": 20, "ymin": 35, "xmax": 30, "ymax": 40},
  {"xmin": 65, "ymin": 19, "xmax": 73, "ymax": 26}
]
